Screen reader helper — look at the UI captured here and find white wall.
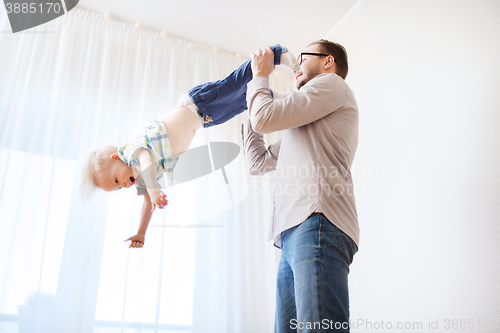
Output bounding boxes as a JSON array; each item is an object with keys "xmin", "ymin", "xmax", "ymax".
[{"xmin": 327, "ymin": 1, "xmax": 500, "ymax": 332}]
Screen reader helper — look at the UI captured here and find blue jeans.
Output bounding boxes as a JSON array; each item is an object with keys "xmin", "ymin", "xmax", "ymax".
[
  {"xmin": 275, "ymin": 213, "xmax": 358, "ymax": 333},
  {"xmin": 188, "ymin": 44, "xmax": 285, "ymax": 128}
]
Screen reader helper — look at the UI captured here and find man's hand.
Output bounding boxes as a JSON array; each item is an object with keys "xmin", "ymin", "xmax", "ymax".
[
  {"xmin": 250, "ymin": 46, "xmax": 275, "ymax": 78},
  {"xmin": 125, "ymin": 234, "xmax": 145, "ymax": 248},
  {"xmin": 148, "ymin": 188, "xmax": 168, "ymax": 212}
]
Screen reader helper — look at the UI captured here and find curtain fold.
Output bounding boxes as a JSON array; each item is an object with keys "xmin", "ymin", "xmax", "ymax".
[{"xmin": 0, "ymin": 7, "xmax": 295, "ymax": 333}]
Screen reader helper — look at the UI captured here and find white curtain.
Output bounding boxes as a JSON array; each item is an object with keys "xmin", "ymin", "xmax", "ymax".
[{"xmin": 0, "ymin": 7, "xmax": 295, "ymax": 333}]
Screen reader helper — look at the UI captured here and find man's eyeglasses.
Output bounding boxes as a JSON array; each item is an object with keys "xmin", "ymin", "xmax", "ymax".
[{"xmin": 297, "ymin": 52, "xmax": 334, "ymax": 65}]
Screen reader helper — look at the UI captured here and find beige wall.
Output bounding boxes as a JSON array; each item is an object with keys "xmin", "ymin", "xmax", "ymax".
[{"xmin": 326, "ymin": 1, "xmax": 500, "ymax": 331}]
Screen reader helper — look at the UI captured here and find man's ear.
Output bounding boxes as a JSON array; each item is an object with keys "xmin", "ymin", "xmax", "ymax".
[{"xmin": 324, "ymin": 56, "xmax": 336, "ymax": 71}]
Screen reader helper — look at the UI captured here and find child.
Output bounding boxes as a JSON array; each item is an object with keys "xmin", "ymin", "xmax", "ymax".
[{"xmin": 81, "ymin": 44, "xmax": 299, "ymax": 248}]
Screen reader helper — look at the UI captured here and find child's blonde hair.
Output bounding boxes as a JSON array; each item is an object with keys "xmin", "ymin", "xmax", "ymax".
[{"xmin": 80, "ymin": 146, "xmax": 118, "ymax": 199}]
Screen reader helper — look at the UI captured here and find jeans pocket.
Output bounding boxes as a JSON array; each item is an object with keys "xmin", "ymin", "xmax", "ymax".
[{"xmin": 337, "ymin": 227, "xmax": 358, "ymax": 265}]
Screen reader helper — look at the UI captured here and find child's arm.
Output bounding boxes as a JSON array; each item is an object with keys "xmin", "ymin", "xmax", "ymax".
[
  {"xmin": 134, "ymin": 148, "xmax": 169, "ymax": 211},
  {"xmin": 125, "ymin": 192, "xmax": 155, "ymax": 248}
]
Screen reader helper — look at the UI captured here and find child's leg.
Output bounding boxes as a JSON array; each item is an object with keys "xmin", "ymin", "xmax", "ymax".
[{"xmin": 188, "ymin": 44, "xmax": 291, "ymax": 128}]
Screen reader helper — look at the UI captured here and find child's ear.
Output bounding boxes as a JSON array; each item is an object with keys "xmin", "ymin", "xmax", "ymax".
[{"xmin": 110, "ymin": 153, "xmax": 121, "ymax": 160}]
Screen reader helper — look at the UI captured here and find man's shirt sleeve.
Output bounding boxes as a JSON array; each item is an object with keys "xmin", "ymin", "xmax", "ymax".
[
  {"xmin": 246, "ymin": 74, "xmax": 347, "ymax": 134},
  {"xmin": 241, "ymin": 119, "xmax": 281, "ymax": 176}
]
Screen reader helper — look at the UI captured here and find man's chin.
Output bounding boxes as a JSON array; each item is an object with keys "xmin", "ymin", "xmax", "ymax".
[{"xmin": 296, "ymin": 78, "xmax": 303, "ymax": 89}]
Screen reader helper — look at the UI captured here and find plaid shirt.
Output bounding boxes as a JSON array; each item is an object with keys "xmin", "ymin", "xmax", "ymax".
[{"xmin": 118, "ymin": 118, "xmax": 178, "ymax": 195}]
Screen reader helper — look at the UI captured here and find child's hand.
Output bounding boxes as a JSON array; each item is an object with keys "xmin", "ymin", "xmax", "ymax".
[
  {"xmin": 148, "ymin": 188, "xmax": 168, "ymax": 212},
  {"xmin": 125, "ymin": 234, "xmax": 145, "ymax": 248}
]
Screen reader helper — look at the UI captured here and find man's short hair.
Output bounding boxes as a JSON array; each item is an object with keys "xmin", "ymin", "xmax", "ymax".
[{"xmin": 308, "ymin": 39, "xmax": 349, "ymax": 79}]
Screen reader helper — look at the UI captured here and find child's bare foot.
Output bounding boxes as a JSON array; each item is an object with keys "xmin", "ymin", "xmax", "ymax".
[{"xmin": 280, "ymin": 48, "xmax": 300, "ymax": 71}]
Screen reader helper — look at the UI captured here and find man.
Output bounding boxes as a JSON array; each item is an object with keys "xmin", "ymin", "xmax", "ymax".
[{"xmin": 242, "ymin": 39, "xmax": 359, "ymax": 332}]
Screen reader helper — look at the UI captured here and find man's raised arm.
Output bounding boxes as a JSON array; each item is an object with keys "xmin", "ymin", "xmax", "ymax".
[{"xmin": 241, "ymin": 119, "xmax": 280, "ymax": 176}]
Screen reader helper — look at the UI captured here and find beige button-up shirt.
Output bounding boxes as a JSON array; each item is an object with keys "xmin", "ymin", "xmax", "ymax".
[{"xmin": 242, "ymin": 73, "xmax": 360, "ymax": 248}]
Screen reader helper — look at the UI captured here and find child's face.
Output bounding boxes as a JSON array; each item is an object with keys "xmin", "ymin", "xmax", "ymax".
[{"xmin": 95, "ymin": 153, "xmax": 136, "ymax": 191}]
